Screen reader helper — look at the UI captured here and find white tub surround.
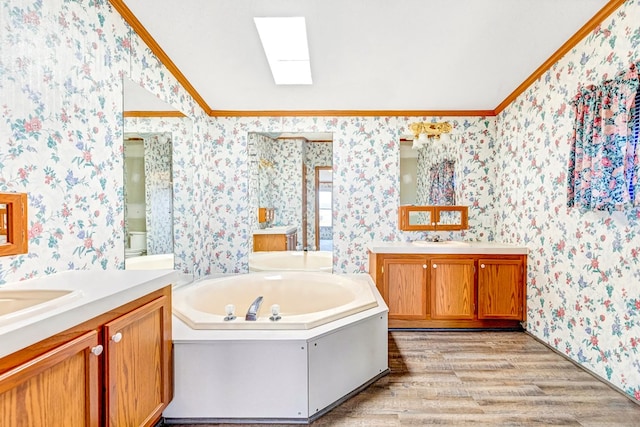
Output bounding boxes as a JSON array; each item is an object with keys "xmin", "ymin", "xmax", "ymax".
[
  {"xmin": 164, "ymin": 274, "xmax": 389, "ymax": 424},
  {"xmin": 0, "ymin": 269, "xmax": 177, "ymax": 359},
  {"xmin": 368, "ymin": 240, "xmax": 528, "ymax": 255},
  {"xmin": 368, "ymin": 241, "xmax": 528, "ymax": 329},
  {"xmin": 249, "ymin": 250, "xmax": 332, "ymax": 272}
]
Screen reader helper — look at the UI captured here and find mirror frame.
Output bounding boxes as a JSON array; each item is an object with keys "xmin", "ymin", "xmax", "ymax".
[{"xmin": 0, "ymin": 192, "xmax": 28, "ymax": 256}]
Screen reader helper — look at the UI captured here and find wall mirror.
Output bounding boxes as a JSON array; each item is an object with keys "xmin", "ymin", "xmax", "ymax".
[
  {"xmin": 122, "ymin": 78, "xmax": 193, "ymax": 276},
  {"xmin": 399, "ymin": 134, "xmax": 460, "ymax": 206},
  {"xmin": 0, "ymin": 193, "xmax": 28, "ymax": 256},
  {"xmin": 247, "ymin": 132, "xmax": 333, "ymax": 270}
]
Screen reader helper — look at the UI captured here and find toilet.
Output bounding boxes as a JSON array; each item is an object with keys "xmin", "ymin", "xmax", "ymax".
[{"xmin": 125, "ymin": 231, "xmax": 147, "ymax": 258}]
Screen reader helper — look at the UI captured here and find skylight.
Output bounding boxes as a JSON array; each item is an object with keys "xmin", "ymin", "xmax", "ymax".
[{"xmin": 253, "ymin": 17, "xmax": 312, "ymax": 85}]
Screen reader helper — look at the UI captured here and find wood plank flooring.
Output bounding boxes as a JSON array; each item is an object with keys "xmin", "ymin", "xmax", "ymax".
[{"xmin": 166, "ymin": 331, "xmax": 640, "ymax": 426}]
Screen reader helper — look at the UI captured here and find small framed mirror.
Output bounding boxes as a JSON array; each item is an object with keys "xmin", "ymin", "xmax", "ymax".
[{"xmin": 0, "ymin": 192, "xmax": 28, "ymax": 256}]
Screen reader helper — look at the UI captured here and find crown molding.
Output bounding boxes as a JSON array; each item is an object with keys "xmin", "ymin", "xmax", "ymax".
[{"xmin": 209, "ymin": 110, "xmax": 496, "ymax": 117}]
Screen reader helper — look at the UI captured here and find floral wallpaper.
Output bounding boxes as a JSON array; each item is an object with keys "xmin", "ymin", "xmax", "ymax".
[
  {"xmin": 1, "ymin": 0, "xmax": 638, "ymax": 403},
  {"xmin": 495, "ymin": 0, "xmax": 640, "ymax": 401},
  {"xmin": 0, "ymin": 0, "xmax": 129, "ymax": 282},
  {"xmin": 207, "ymin": 116, "xmax": 497, "ymax": 274}
]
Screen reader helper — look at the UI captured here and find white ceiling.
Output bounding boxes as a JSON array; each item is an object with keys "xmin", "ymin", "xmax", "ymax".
[{"xmin": 122, "ymin": 0, "xmax": 609, "ymax": 112}]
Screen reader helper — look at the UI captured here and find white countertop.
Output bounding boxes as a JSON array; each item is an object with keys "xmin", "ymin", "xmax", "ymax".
[
  {"xmin": 367, "ymin": 241, "xmax": 528, "ymax": 255},
  {"xmin": 253, "ymin": 225, "xmax": 297, "ymax": 235},
  {"xmin": 0, "ymin": 269, "xmax": 178, "ymax": 359}
]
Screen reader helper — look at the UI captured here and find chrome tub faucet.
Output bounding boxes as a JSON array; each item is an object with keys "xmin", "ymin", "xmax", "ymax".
[{"xmin": 245, "ymin": 296, "xmax": 264, "ymax": 321}]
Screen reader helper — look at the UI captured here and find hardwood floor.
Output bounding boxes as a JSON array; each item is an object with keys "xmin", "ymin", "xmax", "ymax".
[{"xmin": 167, "ymin": 331, "xmax": 640, "ymax": 426}]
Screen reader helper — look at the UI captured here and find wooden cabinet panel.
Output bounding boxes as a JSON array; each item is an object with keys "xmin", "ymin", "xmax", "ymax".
[
  {"xmin": 383, "ymin": 258, "xmax": 428, "ymax": 319},
  {"xmin": 430, "ymin": 258, "xmax": 475, "ymax": 320},
  {"xmin": 105, "ymin": 296, "xmax": 170, "ymax": 427},
  {"xmin": 0, "ymin": 331, "xmax": 100, "ymax": 427},
  {"xmin": 478, "ymin": 258, "xmax": 523, "ymax": 320},
  {"xmin": 253, "ymin": 232, "xmax": 297, "ymax": 251}
]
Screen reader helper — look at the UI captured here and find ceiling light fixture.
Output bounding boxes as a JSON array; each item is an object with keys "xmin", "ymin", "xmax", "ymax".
[{"xmin": 254, "ymin": 17, "xmax": 312, "ymax": 85}]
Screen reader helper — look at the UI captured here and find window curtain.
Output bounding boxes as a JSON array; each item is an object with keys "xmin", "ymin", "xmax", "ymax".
[
  {"xmin": 567, "ymin": 63, "xmax": 640, "ymax": 211},
  {"xmin": 428, "ymin": 160, "xmax": 456, "ymax": 205}
]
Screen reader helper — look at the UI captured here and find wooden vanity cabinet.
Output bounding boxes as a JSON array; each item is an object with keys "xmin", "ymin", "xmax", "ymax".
[
  {"xmin": 253, "ymin": 231, "xmax": 297, "ymax": 251},
  {"xmin": 0, "ymin": 286, "xmax": 172, "ymax": 427},
  {"xmin": 370, "ymin": 252, "xmax": 526, "ymax": 329}
]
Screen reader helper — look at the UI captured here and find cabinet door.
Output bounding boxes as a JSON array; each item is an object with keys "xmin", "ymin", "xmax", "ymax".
[
  {"xmin": 383, "ymin": 258, "xmax": 428, "ymax": 319},
  {"xmin": 430, "ymin": 258, "xmax": 475, "ymax": 319},
  {"xmin": 478, "ymin": 258, "xmax": 523, "ymax": 320},
  {"xmin": 398, "ymin": 206, "xmax": 436, "ymax": 231},
  {"xmin": 0, "ymin": 331, "xmax": 100, "ymax": 427},
  {"xmin": 434, "ymin": 206, "xmax": 468, "ymax": 231},
  {"xmin": 253, "ymin": 234, "xmax": 287, "ymax": 251},
  {"xmin": 104, "ymin": 296, "xmax": 171, "ymax": 427}
]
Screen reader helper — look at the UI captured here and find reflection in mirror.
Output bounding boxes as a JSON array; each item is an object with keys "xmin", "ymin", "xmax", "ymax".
[
  {"xmin": 400, "ymin": 133, "xmax": 459, "ymax": 205},
  {"xmin": 123, "ymin": 132, "xmax": 173, "ymax": 258},
  {"xmin": 439, "ymin": 210, "xmax": 463, "ymax": 225},
  {"xmin": 408, "ymin": 210, "xmax": 433, "ymax": 227},
  {"xmin": 122, "ymin": 78, "xmax": 192, "ymax": 275},
  {"xmin": 247, "ymin": 132, "xmax": 333, "ymax": 272}
]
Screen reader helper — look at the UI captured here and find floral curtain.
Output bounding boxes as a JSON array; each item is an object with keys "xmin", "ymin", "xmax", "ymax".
[
  {"xmin": 415, "ymin": 135, "xmax": 458, "ymax": 205},
  {"xmin": 567, "ymin": 63, "xmax": 640, "ymax": 211},
  {"xmin": 428, "ymin": 160, "xmax": 456, "ymax": 205}
]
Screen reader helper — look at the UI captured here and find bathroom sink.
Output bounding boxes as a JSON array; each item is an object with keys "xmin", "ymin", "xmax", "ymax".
[
  {"xmin": 411, "ymin": 240, "xmax": 469, "ymax": 246},
  {"xmin": 0, "ymin": 289, "xmax": 81, "ymax": 327}
]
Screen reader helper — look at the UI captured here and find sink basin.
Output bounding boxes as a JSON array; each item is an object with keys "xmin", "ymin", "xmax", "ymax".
[
  {"xmin": 0, "ymin": 289, "xmax": 81, "ymax": 327},
  {"xmin": 411, "ymin": 240, "xmax": 469, "ymax": 246}
]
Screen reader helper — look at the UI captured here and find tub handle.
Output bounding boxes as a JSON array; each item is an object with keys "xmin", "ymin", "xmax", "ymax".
[{"xmin": 111, "ymin": 332, "xmax": 123, "ymax": 343}]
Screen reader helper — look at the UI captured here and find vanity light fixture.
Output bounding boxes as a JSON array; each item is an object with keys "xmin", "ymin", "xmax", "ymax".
[
  {"xmin": 254, "ymin": 17, "xmax": 312, "ymax": 85},
  {"xmin": 409, "ymin": 121, "xmax": 453, "ymax": 149}
]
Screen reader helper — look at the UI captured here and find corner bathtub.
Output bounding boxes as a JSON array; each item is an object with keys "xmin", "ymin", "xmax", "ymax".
[
  {"xmin": 248, "ymin": 250, "xmax": 332, "ymax": 272},
  {"xmin": 165, "ymin": 272, "xmax": 389, "ymax": 424},
  {"xmin": 172, "ymin": 271, "xmax": 375, "ymax": 329}
]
